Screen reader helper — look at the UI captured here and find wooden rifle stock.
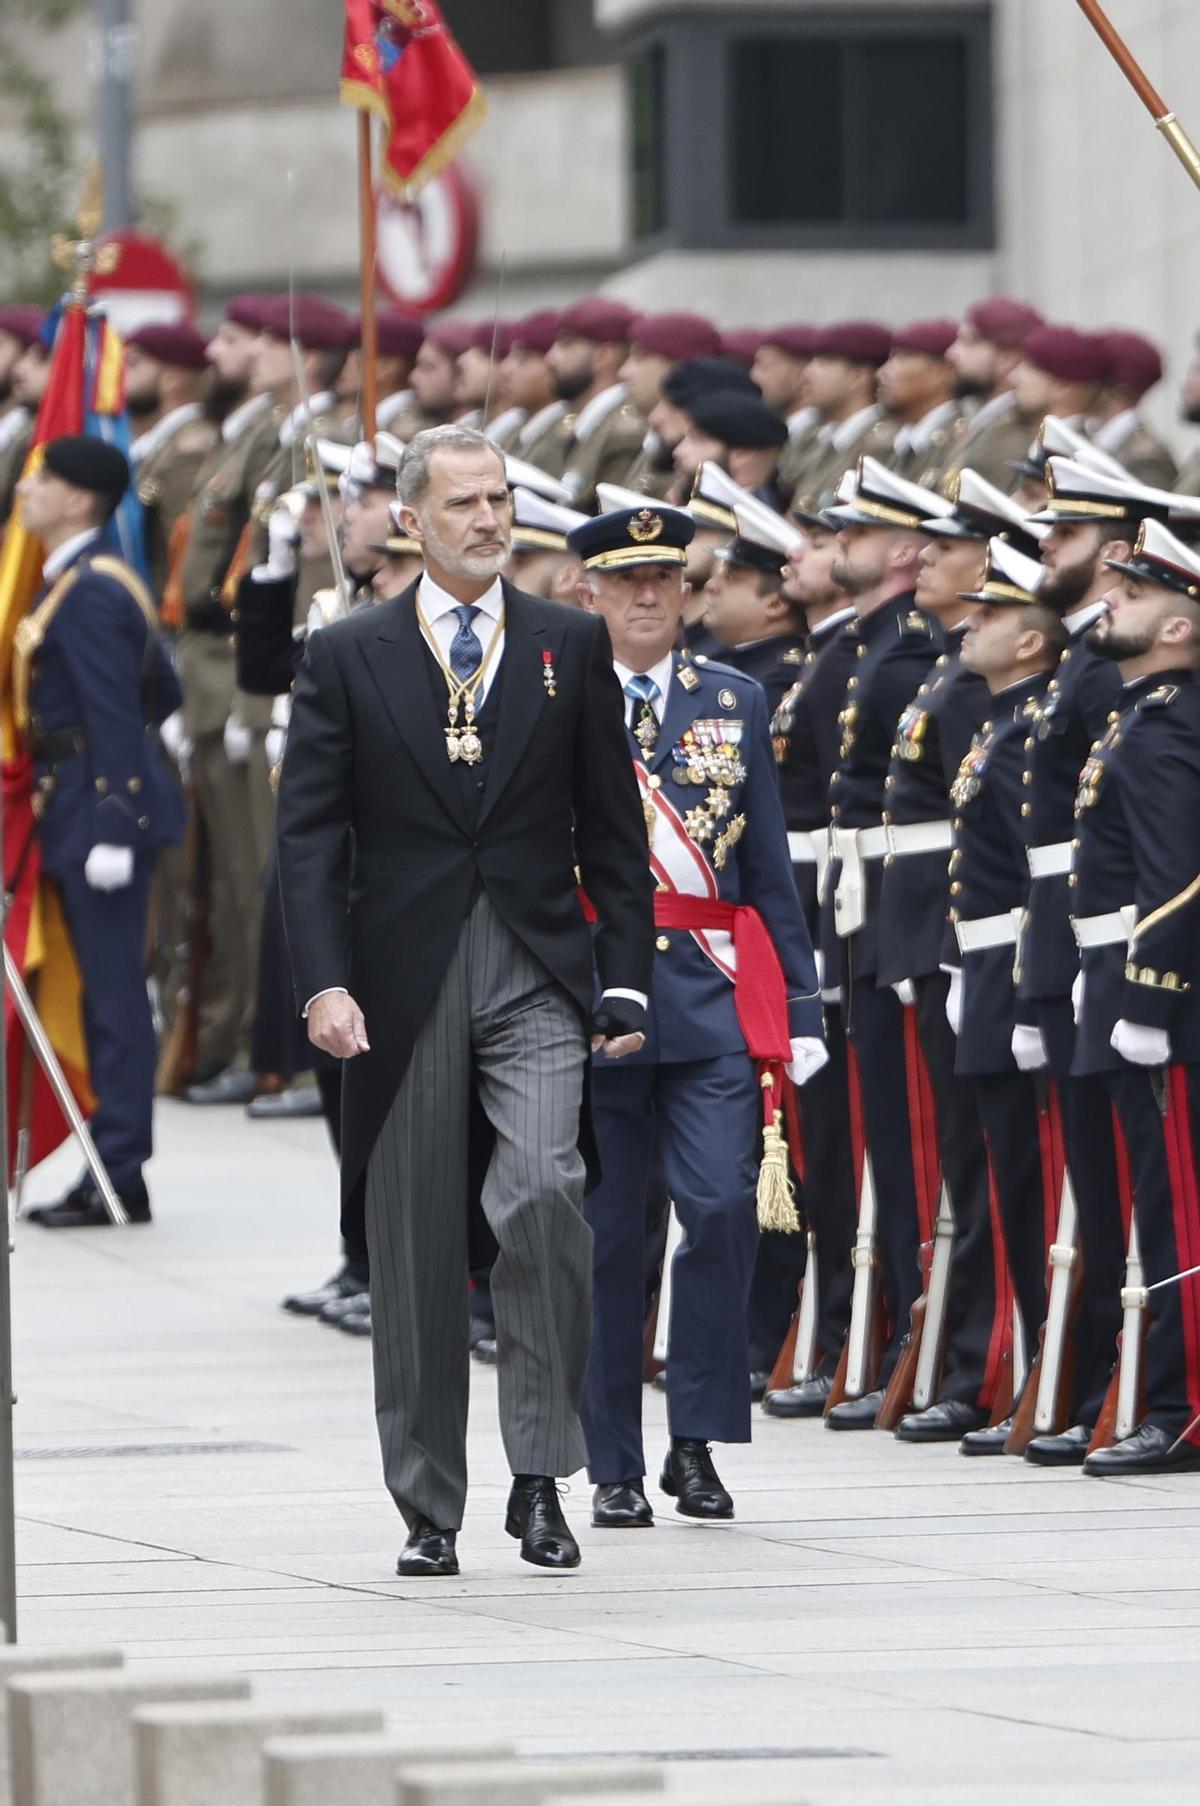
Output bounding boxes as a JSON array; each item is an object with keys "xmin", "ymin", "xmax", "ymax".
[
  {"xmin": 155, "ymin": 797, "xmax": 210, "ymax": 1095},
  {"xmin": 766, "ymin": 1292, "xmax": 802, "ymax": 1394},
  {"xmin": 875, "ymin": 1293, "xmax": 925, "ymax": 1431}
]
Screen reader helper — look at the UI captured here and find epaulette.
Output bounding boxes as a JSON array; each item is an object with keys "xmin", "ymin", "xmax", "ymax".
[
  {"xmin": 1137, "ymin": 684, "xmax": 1180, "ymax": 710},
  {"xmin": 901, "ymin": 610, "xmax": 935, "ymax": 638}
]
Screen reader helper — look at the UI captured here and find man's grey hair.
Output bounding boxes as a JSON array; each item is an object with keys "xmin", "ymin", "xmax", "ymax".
[{"xmin": 395, "ymin": 424, "xmax": 505, "ymax": 509}]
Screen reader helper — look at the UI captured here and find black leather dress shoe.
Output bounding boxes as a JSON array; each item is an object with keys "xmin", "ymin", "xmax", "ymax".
[
  {"xmin": 895, "ymin": 1399, "xmax": 989, "ymax": 1443},
  {"xmin": 183, "ymin": 1067, "xmax": 257, "ymax": 1106},
  {"xmin": 318, "ymin": 1290, "xmax": 371, "ymax": 1325},
  {"xmin": 749, "ymin": 1369, "xmax": 771, "ymax": 1403},
  {"xmin": 960, "ymin": 1415, "xmax": 1014, "ymax": 1456},
  {"xmin": 471, "ymin": 1337, "xmax": 498, "ymax": 1365},
  {"xmin": 397, "ymin": 1516, "xmax": 459, "ymax": 1577},
  {"xmin": 592, "ymin": 1480, "xmax": 654, "ymax": 1528},
  {"xmin": 281, "ymin": 1263, "xmax": 369, "ymax": 1317},
  {"xmin": 336, "ymin": 1303, "xmax": 372, "ymax": 1337},
  {"xmin": 1024, "ymin": 1423, "xmax": 1092, "ymax": 1467},
  {"xmin": 506, "ymin": 1476, "xmax": 581, "ymax": 1568},
  {"xmin": 1083, "ymin": 1421, "xmax": 1200, "ymax": 1477},
  {"xmin": 825, "ymin": 1388, "xmax": 884, "ymax": 1431},
  {"xmin": 25, "ymin": 1177, "xmax": 151, "ymax": 1228},
  {"xmin": 660, "ymin": 1440, "xmax": 734, "ymax": 1518},
  {"xmin": 762, "ymin": 1374, "xmax": 832, "ymax": 1418}
]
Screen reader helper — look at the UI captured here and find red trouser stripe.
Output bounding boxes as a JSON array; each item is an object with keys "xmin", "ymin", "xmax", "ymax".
[
  {"xmin": 846, "ymin": 1040, "xmax": 866, "ymax": 1199},
  {"xmin": 1112, "ymin": 1106, "xmax": 1134, "ymax": 1238},
  {"xmin": 1165, "ymin": 1069, "xmax": 1200, "ymax": 1445},
  {"xmin": 902, "ymin": 1005, "xmax": 939, "ymax": 1249},
  {"xmin": 1044, "ymin": 1085, "xmax": 1068, "ymax": 1256},
  {"xmin": 782, "ymin": 1076, "xmax": 808, "ymax": 1186},
  {"xmin": 1035, "ymin": 1094, "xmax": 1058, "ymax": 1267},
  {"xmin": 980, "ymin": 1135, "xmax": 1015, "ymax": 1411}
]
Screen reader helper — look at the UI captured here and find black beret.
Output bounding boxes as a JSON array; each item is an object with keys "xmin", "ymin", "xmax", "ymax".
[
  {"xmin": 43, "ymin": 434, "xmax": 131, "ymax": 500},
  {"xmin": 662, "ymin": 357, "xmax": 760, "ymax": 409},
  {"xmin": 685, "ymin": 391, "xmax": 788, "ymax": 450}
]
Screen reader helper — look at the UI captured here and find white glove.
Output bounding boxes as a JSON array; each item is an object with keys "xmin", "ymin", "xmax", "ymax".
[
  {"xmin": 265, "ymin": 503, "xmax": 299, "ymax": 580},
  {"xmin": 1071, "ymin": 969, "xmax": 1085, "ymax": 1026},
  {"xmin": 1111, "ymin": 1019, "xmax": 1171, "ymax": 1067},
  {"xmin": 159, "ymin": 709, "xmax": 188, "ymax": 762},
  {"xmin": 787, "ymin": 1036, "xmax": 829, "ymax": 1087},
  {"xmin": 265, "ymin": 725, "xmax": 286, "ymax": 768},
  {"xmin": 1012, "ymin": 1023, "xmax": 1049, "ymax": 1072},
  {"xmin": 223, "ymin": 716, "xmax": 254, "ymax": 765},
  {"xmin": 944, "ymin": 966, "xmax": 963, "ymax": 1036},
  {"xmin": 892, "ymin": 979, "xmax": 916, "ymax": 1008},
  {"xmin": 85, "ymin": 843, "xmax": 134, "ymax": 892}
]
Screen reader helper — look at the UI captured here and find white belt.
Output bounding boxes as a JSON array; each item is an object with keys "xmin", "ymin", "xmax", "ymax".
[
  {"xmin": 787, "ymin": 832, "xmax": 819, "ymax": 865},
  {"xmin": 886, "ymin": 820, "xmax": 953, "ymax": 858},
  {"xmin": 956, "ymin": 912, "xmax": 1019, "ymax": 954},
  {"xmin": 1072, "ymin": 907, "xmax": 1137, "ymax": 950},
  {"xmin": 1028, "ymin": 842, "xmax": 1073, "ymax": 879},
  {"xmin": 832, "ymin": 824, "xmax": 887, "ymax": 938}
]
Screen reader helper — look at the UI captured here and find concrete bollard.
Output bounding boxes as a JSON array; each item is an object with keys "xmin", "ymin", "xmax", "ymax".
[
  {"xmin": 395, "ymin": 1760, "xmax": 664, "ymax": 1806},
  {"xmin": 7, "ymin": 1666, "xmax": 249, "ymax": 1806},
  {"xmin": 263, "ymin": 1732, "xmax": 514, "ymax": 1806},
  {"xmin": 0, "ymin": 1649, "xmax": 123, "ymax": 1806},
  {"xmin": 132, "ymin": 1700, "xmax": 383, "ymax": 1806}
]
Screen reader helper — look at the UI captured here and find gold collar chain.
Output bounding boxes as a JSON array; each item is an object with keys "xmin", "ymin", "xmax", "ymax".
[{"xmin": 415, "ymin": 591, "xmax": 506, "ymax": 765}]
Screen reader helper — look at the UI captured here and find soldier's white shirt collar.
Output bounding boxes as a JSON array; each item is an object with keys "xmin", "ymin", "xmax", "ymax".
[
  {"xmin": 418, "ymin": 571, "xmax": 504, "ymax": 627},
  {"xmin": 892, "ymin": 398, "xmax": 959, "ymax": 458},
  {"xmin": 572, "ymin": 383, "xmax": 628, "ymax": 445},
  {"xmin": 376, "ymin": 388, "xmax": 412, "ymax": 429},
  {"xmin": 280, "ymin": 391, "xmax": 336, "ymax": 449},
  {"xmin": 482, "ymin": 406, "xmax": 527, "ymax": 445},
  {"xmin": 130, "ymin": 400, "xmax": 205, "ymax": 465},
  {"xmin": 613, "ymin": 649, "xmax": 675, "ymax": 722},
  {"xmin": 1090, "ymin": 408, "xmax": 1140, "ymax": 453},
  {"xmin": 787, "ymin": 404, "xmax": 819, "ymax": 439},
  {"xmin": 0, "ymin": 403, "xmax": 29, "ymax": 453},
  {"xmin": 519, "ymin": 399, "xmax": 568, "ymax": 447},
  {"xmin": 965, "ymin": 390, "xmax": 1017, "ymax": 432},
  {"xmin": 812, "ymin": 604, "xmax": 857, "ymax": 641},
  {"xmin": 221, "ymin": 391, "xmax": 271, "ymax": 444},
  {"xmin": 821, "ymin": 402, "xmax": 881, "ymax": 452},
  {"xmin": 43, "ymin": 527, "xmax": 100, "ymax": 582},
  {"xmin": 1064, "ymin": 599, "xmax": 1108, "ymax": 635}
]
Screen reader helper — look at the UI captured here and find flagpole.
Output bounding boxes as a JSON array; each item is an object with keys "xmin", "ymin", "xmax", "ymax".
[
  {"xmin": 357, "ymin": 112, "xmax": 379, "ymax": 441},
  {"xmin": 0, "ymin": 781, "xmax": 17, "ymax": 1644},
  {"xmin": 1076, "ymin": 0, "xmax": 1200, "ymax": 192}
]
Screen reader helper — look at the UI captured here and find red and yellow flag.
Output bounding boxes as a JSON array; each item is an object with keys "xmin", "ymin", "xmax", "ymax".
[{"xmin": 341, "ymin": 1, "xmax": 486, "ymax": 197}]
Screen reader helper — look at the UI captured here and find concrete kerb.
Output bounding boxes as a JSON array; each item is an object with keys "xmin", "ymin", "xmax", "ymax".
[
  {"xmin": 132, "ymin": 1700, "xmax": 384, "ymax": 1806},
  {"xmin": 0, "ymin": 1649, "xmax": 124, "ymax": 1806},
  {"xmin": 262, "ymin": 1732, "xmax": 515, "ymax": 1806},
  {"xmin": 394, "ymin": 1760, "xmax": 665, "ymax": 1806}
]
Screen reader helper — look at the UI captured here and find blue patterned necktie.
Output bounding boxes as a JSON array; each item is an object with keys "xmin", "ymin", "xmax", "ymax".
[
  {"xmin": 624, "ymin": 673, "xmax": 660, "ymax": 757},
  {"xmin": 448, "ymin": 604, "xmax": 483, "ymax": 684}
]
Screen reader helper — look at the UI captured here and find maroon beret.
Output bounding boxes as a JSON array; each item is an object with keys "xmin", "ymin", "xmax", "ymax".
[
  {"xmin": 721, "ymin": 329, "xmax": 763, "ymax": 367},
  {"xmin": 1022, "ymin": 324, "xmax": 1113, "ymax": 385},
  {"xmin": 0, "ymin": 304, "xmax": 45, "ymax": 348},
  {"xmin": 966, "ymin": 297, "xmax": 1044, "ymax": 349},
  {"xmin": 509, "ymin": 309, "xmax": 560, "ymax": 355},
  {"xmin": 259, "ymin": 294, "xmax": 357, "ymax": 351},
  {"xmin": 760, "ymin": 324, "xmax": 818, "ymax": 360},
  {"xmin": 425, "ymin": 319, "xmax": 476, "ymax": 359},
  {"xmin": 811, "ymin": 321, "xmax": 892, "ymax": 366},
  {"xmin": 556, "ymin": 297, "xmax": 636, "ymax": 345},
  {"xmin": 1100, "ymin": 329, "xmax": 1163, "ymax": 398},
  {"xmin": 125, "ymin": 322, "xmax": 209, "ymax": 370},
  {"xmin": 374, "ymin": 309, "xmax": 424, "ymax": 362},
  {"xmin": 892, "ymin": 318, "xmax": 959, "ymax": 360},
  {"xmin": 470, "ymin": 319, "xmax": 517, "ymax": 359},
  {"xmin": 224, "ymin": 293, "xmax": 275, "ymax": 333},
  {"xmin": 629, "ymin": 312, "xmax": 722, "ymax": 362}
]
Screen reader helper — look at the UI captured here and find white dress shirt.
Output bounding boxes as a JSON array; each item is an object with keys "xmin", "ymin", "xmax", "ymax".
[
  {"xmin": 43, "ymin": 527, "xmax": 100, "ymax": 582},
  {"xmin": 418, "ymin": 572, "xmax": 505, "ymax": 703},
  {"xmin": 891, "ymin": 398, "xmax": 960, "ymax": 461},
  {"xmin": 613, "ymin": 650, "xmax": 675, "ymax": 731},
  {"xmin": 221, "ymin": 392, "xmax": 271, "ymax": 445},
  {"xmin": 130, "ymin": 400, "xmax": 205, "ymax": 466}
]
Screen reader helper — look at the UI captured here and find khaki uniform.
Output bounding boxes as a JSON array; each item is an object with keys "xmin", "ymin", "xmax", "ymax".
[
  {"xmin": 136, "ymin": 410, "xmax": 219, "ymax": 602},
  {"xmin": 1176, "ymin": 448, "xmax": 1200, "ymax": 498},
  {"xmin": 1088, "ymin": 414, "xmax": 1178, "ymax": 489},
  {"xmin": 777, "ymin": 415, "xmax": 822, "ymax": 501},
  {"xmin": 517, "ymin": 404, "xmax": 574, "ymax": 480},
  {"xmin": 885, "ymin": 403, "xmax": 966, "ymax": 495},
  {"xmin": 786, "ymin": 407, "xmax": 895, "ymax": 515},
  {"xmin": 943, "ymin": 395, "xmax": 1039, "ymax": 493},
  {"xmin": 622, "ymin": 443, "xmax": 680, "ymax": 500},
  {"xmin": 174, "ymin": 396, "xmax": 280, "ymax": 1078},
  {"xmin": 561, "ymin": 391, "xmax": 647, "ymax": 511},
  {"xmin": 0, "ymin": 416, "xmax": 32, "ymax": 525}
]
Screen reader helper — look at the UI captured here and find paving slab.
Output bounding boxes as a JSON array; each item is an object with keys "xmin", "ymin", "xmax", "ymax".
[{"xmin": 8, "ymin": 1102, "xmax": 1200, "ymax": 1800}]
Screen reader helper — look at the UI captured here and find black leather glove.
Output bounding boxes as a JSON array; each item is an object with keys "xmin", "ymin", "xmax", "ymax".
[{"xmin": 591, "ymin": 998, "xmax": 646, "ymax": 1039}]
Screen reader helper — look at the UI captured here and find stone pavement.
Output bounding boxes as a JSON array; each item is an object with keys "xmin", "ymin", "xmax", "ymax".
[{"xmin": 9, "ymin": 1101, "xmax": 1200, "ymax": 1803}]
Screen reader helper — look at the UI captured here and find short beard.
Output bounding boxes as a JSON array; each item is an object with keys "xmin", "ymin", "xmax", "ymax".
[
  {"xmin": 1086, "ymin": 623, "xmax": 1156, "ymax": 662},
  {"xmin": 790, "ymin": 578, "xmax": 844, "ymax": 612},
  {"xmin": 554, "ymin": 364, "xmax": 593, "ymax": 404},
  {"xmin": 1039, "ymin": 560, "xmax": 1096, "ymax": 612},
  {"xmin": 422, "ymin": 517, "xmax": 511, "ymax": 584},
  {"xmin": 126, "ymin": 390, "xmax": 161, "ymax": 422},
  {"xmin": 953, "ymin": 373, "xmax": 990, "ymax": 401},
  {"xmin": 1183, "ymin": 400, "xmax": 1200, "ymax": 426},
  {"xmin": 207, "ymin": 375, "xmax": 249, "ymax": 418},
  {"xmin": 830, "ymin": 555, "xmax": 882, "ymax": 597}
]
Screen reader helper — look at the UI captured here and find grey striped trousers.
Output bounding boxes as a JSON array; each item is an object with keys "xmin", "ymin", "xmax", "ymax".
[{"xmin": 365, "ymin": 891, "xmax": 591, "ymax": 1531}]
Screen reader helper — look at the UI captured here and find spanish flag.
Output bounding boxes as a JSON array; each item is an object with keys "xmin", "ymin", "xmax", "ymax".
[
  {"xmin": 341, "ymin": 0, "xmax": 486, "ymax": 198},
  {"xmin": 0, "ymin": 298, "xmax": 141, "ymax": 1178}
]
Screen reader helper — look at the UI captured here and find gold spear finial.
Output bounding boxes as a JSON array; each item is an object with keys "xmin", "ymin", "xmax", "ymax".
[{"xmin": 50, "ymin": 160, "xmax": 122, "ymax": 297}]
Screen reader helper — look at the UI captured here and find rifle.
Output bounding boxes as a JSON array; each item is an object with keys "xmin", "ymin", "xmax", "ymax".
[
  {"xmin": 825, "ymin": 1145, "xmax": 885, "ymax": 1410},
  {"xmin": 1006, "ymin": 1172, "xmax": 1083, "ymax": 1453},
  {"xmin": 651, "ymin": 1202, "xmax": 686, "ymax": 1368},
  {"xmin": 911, "ymin": 1181, "xmax": 955, "ymax": 1411},
  {"xmin": 1089, "ymin": 1216, "xmax": 1146, "ymax": 1453},
  {"xmin": 765, "ymin": 1232, "xmax": 820, "ymax": 1395},
  {"xmin": 155, "ymin": 799, "xmax": 210, "ymax": 1095}
]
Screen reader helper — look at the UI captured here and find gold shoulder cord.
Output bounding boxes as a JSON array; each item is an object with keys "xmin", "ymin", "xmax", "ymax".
[
  {"xmin": 414, "ymin": 592, "xmax": 506, "ymax": 766},
  {"xmin": 11, "ymin": 566, "xmax": 83, "ymax": 735}
]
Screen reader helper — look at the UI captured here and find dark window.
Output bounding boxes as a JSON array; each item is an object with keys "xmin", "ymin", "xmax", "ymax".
[
  {"xmin": 449, "ymin": 0, "xmax": 607, "ymax": 74},
  {"xmin": 731, "ymin": 31, "xmax": 970, "ymax": 228},
  {"xmin": 629, "ymin": 44, "xmax": 666, "ymax": 241}
]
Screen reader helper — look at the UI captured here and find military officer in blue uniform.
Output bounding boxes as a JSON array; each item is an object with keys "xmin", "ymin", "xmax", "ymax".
[
  {"xmin": 820, "ymin": 457, "xmax": 952, "ymax": 1428},
  {"xmin": 568, "ymin": 502, "xmax": 826, "ymax": 1526},
  {"xmin": 945, "ymin": 540, "xmax": 1068, "ymax": 1446},
  {"xmin": 1070, "ymin": 520, "xmax": 1200, "ymax": 1475},
  {"xmin": 881, "ymin": 473, "xmax": 1048, "ymax": 1443},
  {"xmin": 15, "ymin": 435, "xmax": 185, "ymax": 1225}
]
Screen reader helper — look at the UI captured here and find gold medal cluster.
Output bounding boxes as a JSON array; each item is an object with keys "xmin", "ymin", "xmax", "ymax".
[{"xmin": 671, "ymin": 719, "xmax": 747, "ymax": 870}]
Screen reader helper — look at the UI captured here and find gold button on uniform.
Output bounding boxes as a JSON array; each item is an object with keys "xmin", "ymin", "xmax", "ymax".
[
  {"xmin": 647, "ymin": 774, "xmax": 662, "ymax": 790},
  {"xmin": 655, "ymin": 935, "xmax": 670, "ymax": 952}
]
